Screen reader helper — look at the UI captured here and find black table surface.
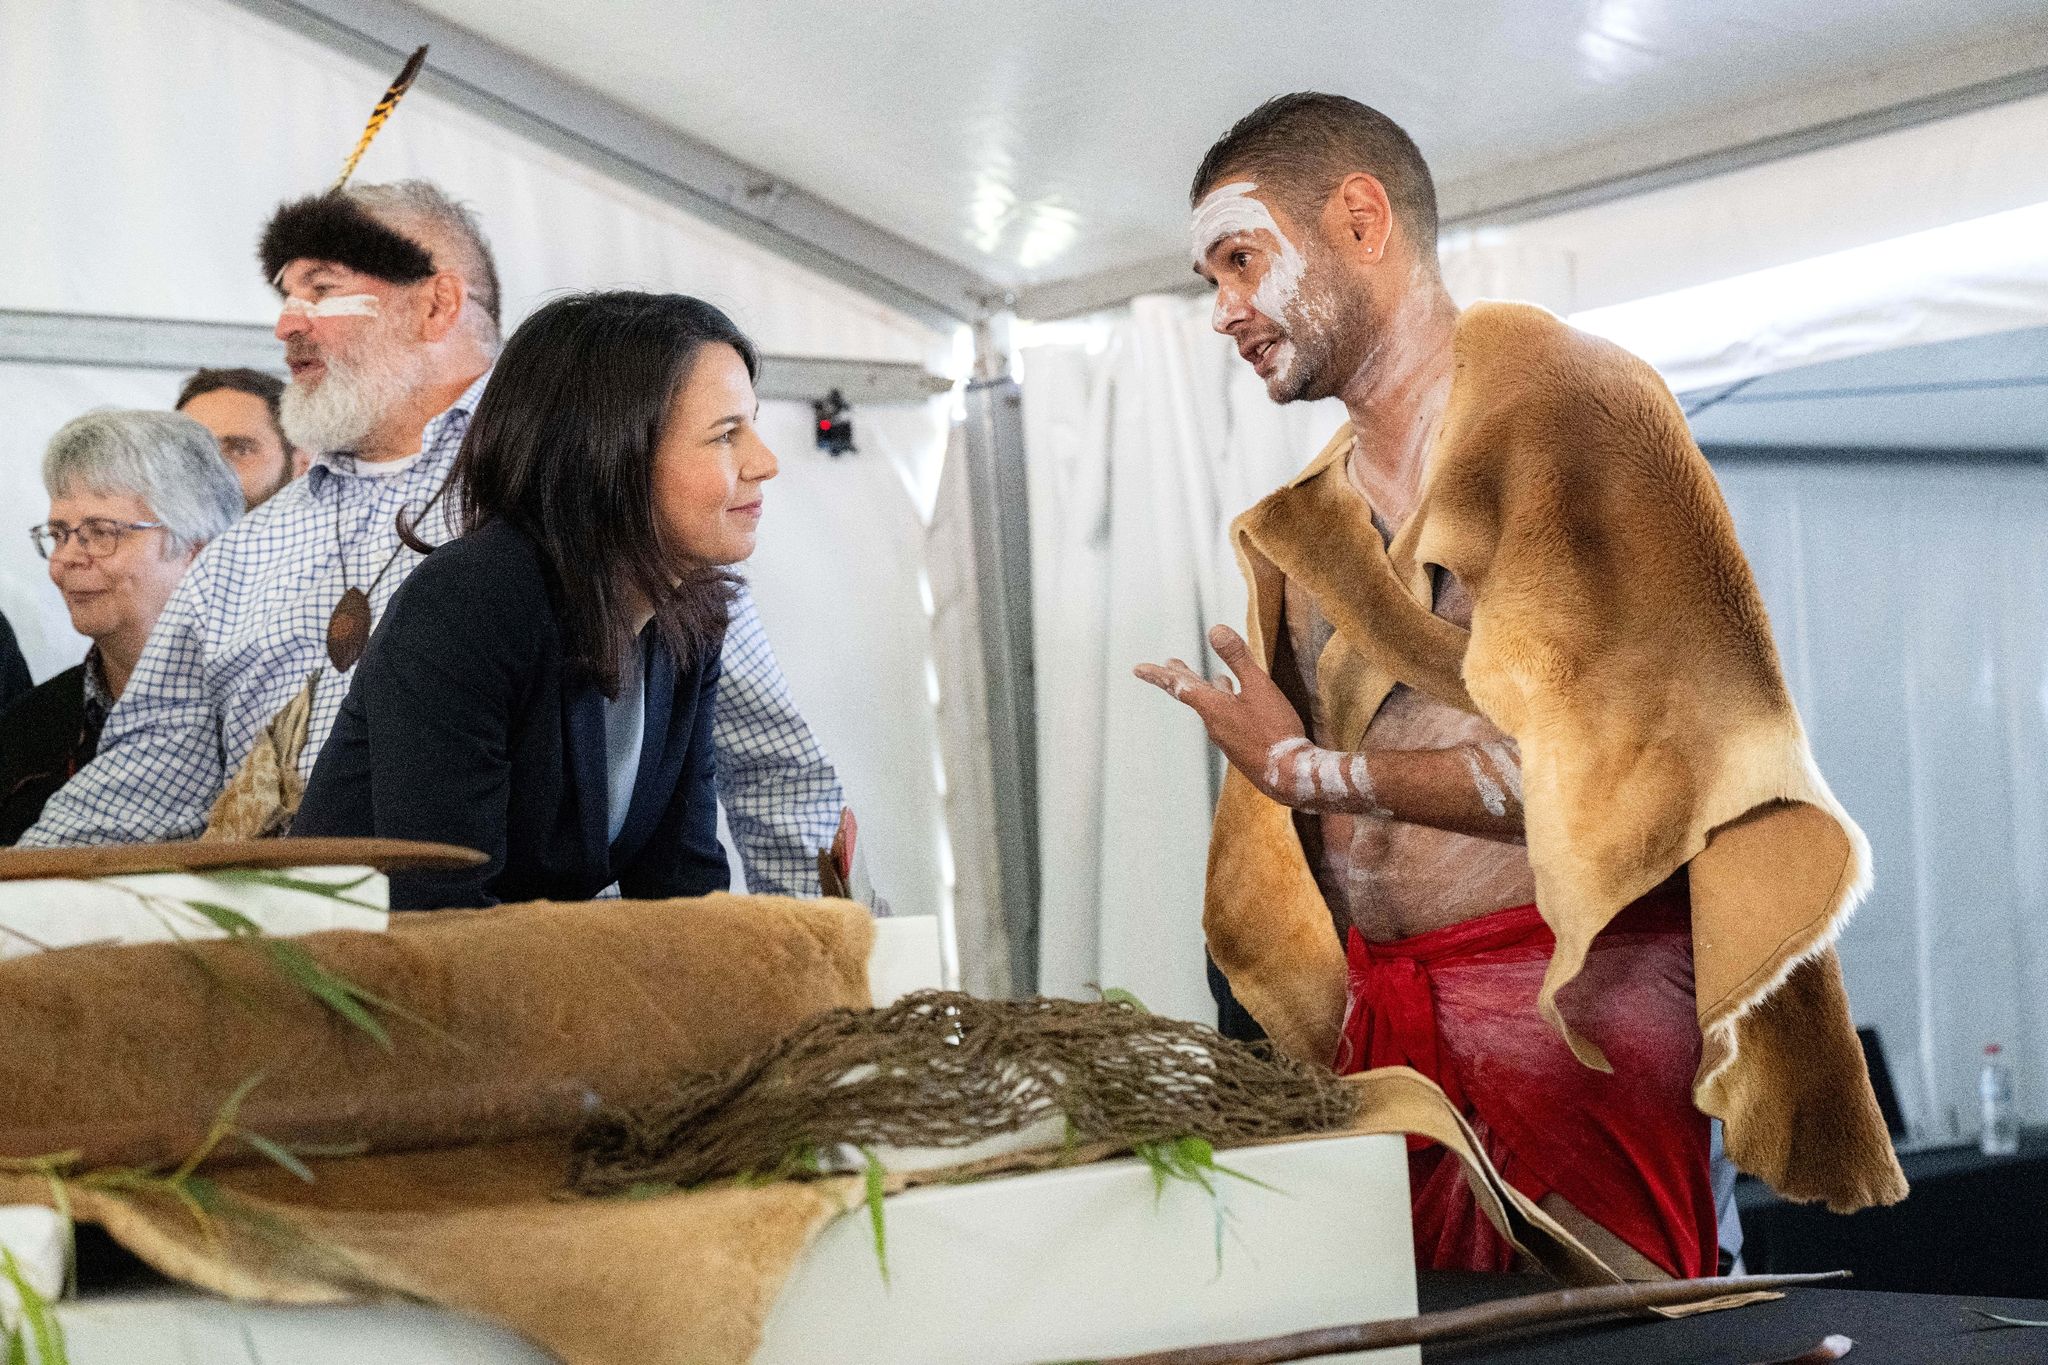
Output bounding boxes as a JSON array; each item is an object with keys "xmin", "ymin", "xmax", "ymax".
[
  {"xmin": 75, "ymin": 1229, "xmax": 2048, "ymax": 1361},
  {"xmin": 1735, "ymin": 1127, "xmax": 2048, "ymax": 1298},
  {"xmin": 1418, "ymin": 1273, "xmax": 2048, "ymax": 1364}
]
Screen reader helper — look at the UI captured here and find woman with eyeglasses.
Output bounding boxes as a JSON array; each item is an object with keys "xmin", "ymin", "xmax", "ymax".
[
  {"xmin": 1, "ymin": 410, "xmax": 244, "ymax": 843},
  {"xmin": 293, "ymin": 292, "xmax": 778, "ymax": 910}
]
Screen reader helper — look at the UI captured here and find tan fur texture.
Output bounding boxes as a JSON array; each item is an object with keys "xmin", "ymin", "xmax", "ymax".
[
  {"xmin": 0, "ymin": 895, "xmax": 875, "ymax": 1171},
  {"xmin": 203, "ymin": 670, "xmax": 319, "ymax": 840},
  {"xmin": 1208, "ymin": 301, "xmax": 1906, "ymax": 1212},
  {"xmin": 0, "ymin": 1068, "xmax": 1703, "ymax": 1364}
]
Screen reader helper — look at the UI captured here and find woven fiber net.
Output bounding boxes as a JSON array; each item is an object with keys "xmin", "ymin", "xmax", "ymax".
[{"xmin": 567, "ymin": 990, "xmax": 1361, "ymax": 1195}]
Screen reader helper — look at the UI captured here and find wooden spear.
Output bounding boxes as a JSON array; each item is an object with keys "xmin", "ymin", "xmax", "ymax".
[{"xmin": 1069, "ymin": 1271, "xmax": 1853, "ymax": 1365}]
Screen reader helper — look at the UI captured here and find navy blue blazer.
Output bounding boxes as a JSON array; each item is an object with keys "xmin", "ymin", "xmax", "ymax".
[{"xmin": 293, "ymin": 517, "xmax": 729, "ymax": 910}]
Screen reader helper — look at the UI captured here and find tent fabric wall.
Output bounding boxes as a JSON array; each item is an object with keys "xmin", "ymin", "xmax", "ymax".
[
  {"xmin": 1438, "ymin": 91, "xmax": 2048, "ymax": 320},
  {"xmin": 1021, "ymin": 296, "xmax": 1340, "ymax": 1022},
  {"xmin": 1568, "ymin": 199, "xmax": 2048, "ymax": 394},
  {"xmin": 1438, "ymin": 92, "xmax": 2048, "ymax": 391},
  {"xmin": 0, "ymin": 0, "xmax": 944, "ymax": 362},
  {"xmin": 1717, "ymin": 462, "xmax": 2048, "ymax": 1134},
  {"xmin": 0, "ymin": 0, "xmax": 955, "ymax": 927}
]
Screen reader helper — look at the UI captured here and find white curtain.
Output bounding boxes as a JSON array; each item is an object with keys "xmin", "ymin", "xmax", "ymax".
[
  {"xmin": 926, "ymin": 425, "xmax": 998, "ymax": 994},
  {"xmin": 1717, "ymin": 461, "xmax": 2048, "ymax": 1135},
  {"xmin": 1021, "ymin": 296, "xmax": 1341, "ymax": 1021}
]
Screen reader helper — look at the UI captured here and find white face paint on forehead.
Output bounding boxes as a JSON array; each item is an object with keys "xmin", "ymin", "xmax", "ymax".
[
  {"xmin": 1189, "ymin": 181, "xmax": 1309, "ymax": 345},
  {"xmin": 1189, "ymin": 181, "xmax": 1280, "ymax": 264},
  {"xmin": 279, "ymin": 293, "xmax": 381, "ymax": 320}
]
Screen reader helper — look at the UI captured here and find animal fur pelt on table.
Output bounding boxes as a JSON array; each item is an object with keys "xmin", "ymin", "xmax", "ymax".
[
  {"xmin": 0, "ymin": 894, "xmax": 873, "ymax": 1170},
  {"xmin": 0, "ymin": 884, "xmax": 1694, "ymax": 1364},
  {"xmin": 1207, "ymin": 300, "xmax": 1907, "ymax": 1215}
]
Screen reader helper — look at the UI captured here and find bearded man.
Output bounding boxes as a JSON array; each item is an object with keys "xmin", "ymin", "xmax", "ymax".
[
  {"xmin": 27, "ymin": 182, "xmax": 845, "ymax": 899},
  {"xmin": 1138, "ymin": 94, "xmax": 1904, "ymax": 1278}
]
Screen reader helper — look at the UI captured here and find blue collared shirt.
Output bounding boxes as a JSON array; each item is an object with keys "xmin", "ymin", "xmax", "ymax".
[{"xmin": 24, "ymin": 373, "xmax": 841, "ymax": 897}]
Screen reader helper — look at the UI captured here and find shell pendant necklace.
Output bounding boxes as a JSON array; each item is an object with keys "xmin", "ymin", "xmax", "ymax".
[{"xmin": 325, "ymin": 469, "xmax": 451, "ymax": 671}]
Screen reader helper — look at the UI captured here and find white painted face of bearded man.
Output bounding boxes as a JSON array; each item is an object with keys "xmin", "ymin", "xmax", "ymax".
[
  {"xmin": 1189, "ymin": 181, "xmax": 1375, "ymax": 405},
  {"xmin": 276, "ymin": 263, "xmax": 436, "ymax": 456}
]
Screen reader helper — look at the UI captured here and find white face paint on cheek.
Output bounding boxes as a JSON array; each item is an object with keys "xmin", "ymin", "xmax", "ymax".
[
  {"xmin": 1263, "ymin": 339, "xmax": 1299, "ymax": 385},
  {"xmin": 1249, "ymin": 237, "xmax": 1307, "ymax": 327},
  {"xmin": 1189, "ymin": 181, "xmax": 1309, "ymax": 335},
  {"xmin": 279, "ymin": 293, "xmax": 382, "ymax": 321}
]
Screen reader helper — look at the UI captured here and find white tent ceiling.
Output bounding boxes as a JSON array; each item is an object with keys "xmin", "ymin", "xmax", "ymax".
[{"xmin": 378, "ymin": 0, "xmax": 2048, "ymax": 314}]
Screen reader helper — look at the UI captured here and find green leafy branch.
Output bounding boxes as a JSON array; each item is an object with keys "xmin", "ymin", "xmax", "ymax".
[
  {"xmin": 204, "ymin": 868, "xmax": 382, "ymax": 908},
  {"xmin": 858, "ymin": 1146, "xmax": 889, "ymax": 1286},
  {"xmin": 111, "ymin": 876, "xmax": 455, "ymax": 1052},
  {"xmin": 0, "ymin": 1074, "xmax": 337, "ymax": 1365},
  {"xmin": 1132, "ymin": 1136, "xmax": 1279, "ymax": 1275},
  {"xmin": 0, "ymin": 1248, "xmax": 65, "ymax": 1365},
  {"xmin": 0, "ymin": 1075, "xmax": 322, "ymax": 1253}
]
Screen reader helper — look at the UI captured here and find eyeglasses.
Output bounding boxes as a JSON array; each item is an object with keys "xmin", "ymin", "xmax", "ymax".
[{"xmin": 29, "ymin": 519, "xmax": 166, "ymax": 560}]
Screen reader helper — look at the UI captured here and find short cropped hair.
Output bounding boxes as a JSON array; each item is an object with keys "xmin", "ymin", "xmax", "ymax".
[
  {"xmin": 1191, "ymin": 93, "xmax": 1439, "ymax": 255},
  {"xmin": 177, "ymin": 367, "xmax": 288, "ymax": 434},
  {"xmin": 43, "ymin": 410, "xmax": 244, "ymax": 553}
]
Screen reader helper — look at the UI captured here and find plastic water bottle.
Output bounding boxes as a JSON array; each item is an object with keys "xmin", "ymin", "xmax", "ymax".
[{"xmin": 1980, "ymin": 1043, "xmax": 2019, "ymax": 1156}]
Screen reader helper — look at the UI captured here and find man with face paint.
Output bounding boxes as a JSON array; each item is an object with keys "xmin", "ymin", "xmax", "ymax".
[
  {"xmin": 1140, "ymin": 94, "xmax": 1903, "ymax": 1280},
  {"xmin": 24, "ymin": 183, "xmax": 849, "ymax": 902},
  {"xmin": 23, "ymin": 181, "xmax": 497, "ymax": 852}
]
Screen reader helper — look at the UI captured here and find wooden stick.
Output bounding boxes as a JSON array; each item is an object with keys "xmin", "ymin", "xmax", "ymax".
[
  {"xmin": 0, "ymin": 837, "xmax": 484, "ymax": 882},
  {"xmin": 1079, "ymin": 1271, "xmax": 1852, "ymax": 1365}
]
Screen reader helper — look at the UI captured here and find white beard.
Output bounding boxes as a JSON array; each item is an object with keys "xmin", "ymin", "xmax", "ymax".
[{"xmin": 279, "ymin": 341, "xmax": 431, "ymax": 455}]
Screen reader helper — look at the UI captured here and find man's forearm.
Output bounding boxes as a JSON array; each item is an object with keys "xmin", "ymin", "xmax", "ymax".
[{"xmin": 1262, "ymin": 737, "xmax": 1524, "ymax": 841}]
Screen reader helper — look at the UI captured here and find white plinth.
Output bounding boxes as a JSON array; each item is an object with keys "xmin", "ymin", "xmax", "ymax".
[
  {"xmin": 868, "ymin": 916, "xmax": 945, "ymax": 1003},
  {"xmin": 758, "ymin": 1131, "xmax": 1418, "ymax": 1365},
  {"xmin": 27, "ymin": 1132, "xmax": 1413, "ymax": 1365}
]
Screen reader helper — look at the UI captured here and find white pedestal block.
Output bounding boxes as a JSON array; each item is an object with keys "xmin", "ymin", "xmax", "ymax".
[
  {"xmin": 869, "ymin": 916, "xmax": 945, "ymax": 1003},
  {"xmin": 757, "ymin": 1131, "xmax": 1418, "ymax": 1365}
]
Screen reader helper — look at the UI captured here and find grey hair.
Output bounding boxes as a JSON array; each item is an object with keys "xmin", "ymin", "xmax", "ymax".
[
  {"xmin": 347, "ymin": 179, "xmax": 503, "ymax": 350},
  {"xmin": 43, "ymin": 410, "xmax": 244, "ymax": 554}
]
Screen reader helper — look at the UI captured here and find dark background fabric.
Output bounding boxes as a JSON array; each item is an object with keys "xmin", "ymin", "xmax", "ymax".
[
  {"xmin": 0, "ymin": 664, "xmax": 94, "ymax": 846},
  {"xmin": 294, "ymin": 517, "xmax": 728, "ymax": 909}
]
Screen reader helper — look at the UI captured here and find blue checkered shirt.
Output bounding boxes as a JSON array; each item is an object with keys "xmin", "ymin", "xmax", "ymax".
[{"xmin": 23, "ymin": 374, "xmax": 841, "ymax": 896}]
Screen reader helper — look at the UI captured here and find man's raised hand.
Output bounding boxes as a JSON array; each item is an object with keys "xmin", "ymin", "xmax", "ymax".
[{"xmin": 1134, "ymin": 625, "xmax": 1309, "ymax": 801}]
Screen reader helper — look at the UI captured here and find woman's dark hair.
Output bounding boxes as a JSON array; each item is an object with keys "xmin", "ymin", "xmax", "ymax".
[{"xmin": 449, "ymin": 291, "xmax": 760, "ymax": 695}]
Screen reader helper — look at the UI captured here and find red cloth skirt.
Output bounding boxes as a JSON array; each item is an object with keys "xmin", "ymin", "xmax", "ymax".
[{"xmin": 1334, "ymin": 887, "xmax": 1716, "ymax": 1277}]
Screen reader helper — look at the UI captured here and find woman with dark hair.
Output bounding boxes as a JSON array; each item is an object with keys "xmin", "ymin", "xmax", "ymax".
[{"xmin": 293, "ymin": 291, "xmax": 775, "ymax": 909}]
